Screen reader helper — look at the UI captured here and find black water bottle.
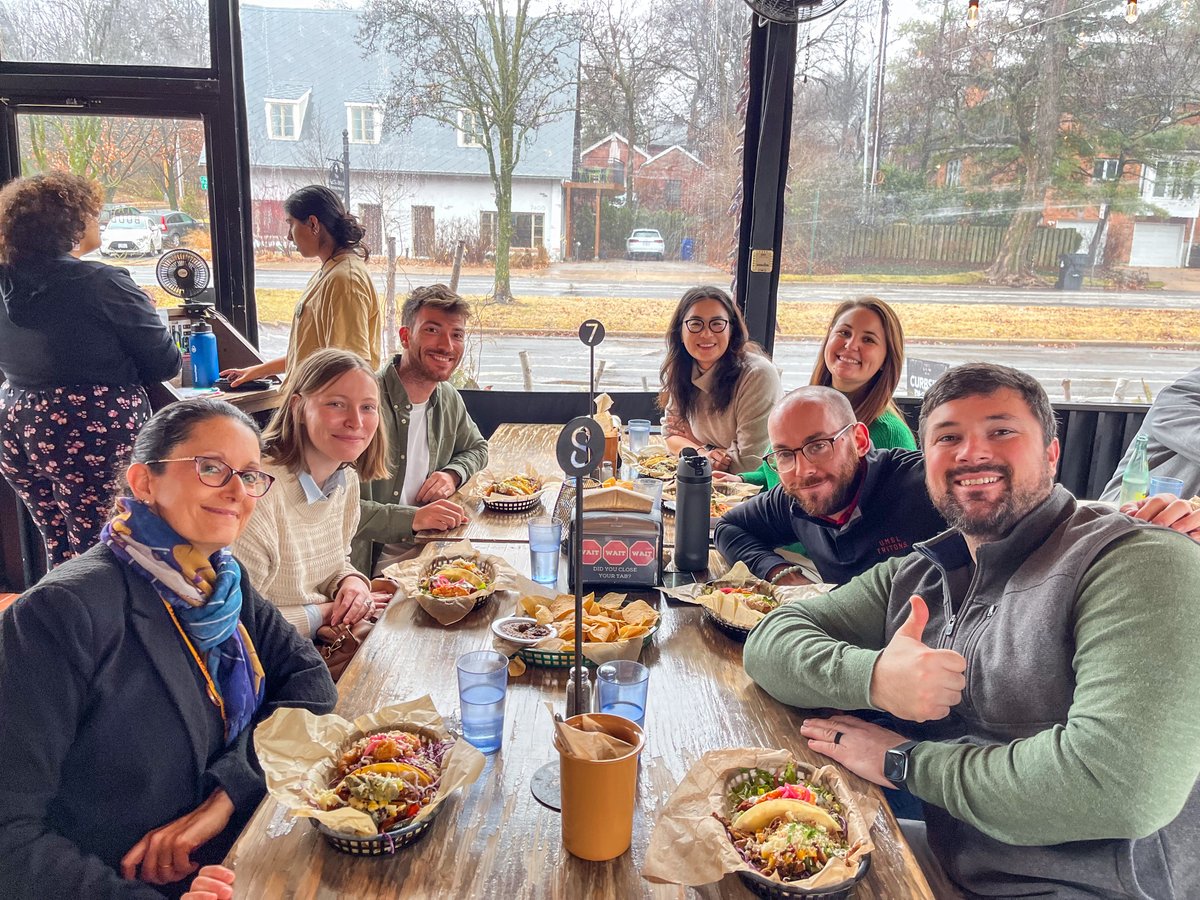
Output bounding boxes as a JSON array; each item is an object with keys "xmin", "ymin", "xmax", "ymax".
[{"xmin": 674, "ymin": 448, "xmax": 712, "ymax": 572}]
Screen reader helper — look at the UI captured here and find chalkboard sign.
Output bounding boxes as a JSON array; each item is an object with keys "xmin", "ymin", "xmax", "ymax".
[
  {"xmin": 556, "ymin": 416, "xmax": 606, "ymax": 477},
  {"xmin": 907, "ymin": 358, "xmax": 951, "ymax": 398}
]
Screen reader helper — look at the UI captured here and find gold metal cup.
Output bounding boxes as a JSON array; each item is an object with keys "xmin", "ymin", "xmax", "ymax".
[{"xmin": 558, "ymin": 713, "xmax": 644, "ymax": 861}]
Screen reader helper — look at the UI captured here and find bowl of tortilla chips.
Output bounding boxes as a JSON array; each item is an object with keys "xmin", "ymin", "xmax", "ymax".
[{"xmin": 513, "ymin": 592, "xmax": 660, "ymax": 667}]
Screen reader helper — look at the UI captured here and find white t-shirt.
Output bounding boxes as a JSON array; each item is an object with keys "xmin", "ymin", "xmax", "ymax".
[{"xmin": 400, "ymin": 400, "xmax": 430, "ymax": 506}]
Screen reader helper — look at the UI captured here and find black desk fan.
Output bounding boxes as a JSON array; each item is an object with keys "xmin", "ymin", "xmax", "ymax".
[{"xmin": 156, "ymin": 248, "xmax": 214, "ymax": 315}]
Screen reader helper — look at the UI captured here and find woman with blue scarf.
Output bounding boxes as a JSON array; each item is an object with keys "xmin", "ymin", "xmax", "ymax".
[{"xmin": 0, "ymin": 398, "xmax": 337, "ymax": 899}]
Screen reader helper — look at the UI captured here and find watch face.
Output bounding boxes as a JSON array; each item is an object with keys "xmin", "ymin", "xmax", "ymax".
[{"xmin": 884, "ymin": 746, "xmax": 908, "ymax": 785}]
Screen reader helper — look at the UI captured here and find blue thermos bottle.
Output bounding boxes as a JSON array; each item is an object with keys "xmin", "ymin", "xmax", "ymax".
[{"xmin": 189, "ymin": 320, "xmax": 219, "ymax": 389}]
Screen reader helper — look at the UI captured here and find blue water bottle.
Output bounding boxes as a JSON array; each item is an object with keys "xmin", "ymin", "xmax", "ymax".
[{"xmin": 189, "ymin": 320, "xmax": 219, "ymax": 388}]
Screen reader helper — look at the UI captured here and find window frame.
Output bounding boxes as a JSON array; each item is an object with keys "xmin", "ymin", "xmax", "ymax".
[
  {"xmin": 346, "ymin": 103, "xmax": 382, "ymax": 144},
  {"xmin": 457, "ymin": 109, "xmax": 484, "ymax": 148},
  {"xmin": 0, "ymin": 1, "xmax": 259, "ymax": 343},
  {"xmin": 266, "ymin": 100, "xmax": 298, "ymax": 140}
]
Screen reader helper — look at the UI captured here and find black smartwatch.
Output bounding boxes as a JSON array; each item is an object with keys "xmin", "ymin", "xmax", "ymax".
[{"xmin": 883, "ymin": 740, "xmax": 920, "ymax": 789}]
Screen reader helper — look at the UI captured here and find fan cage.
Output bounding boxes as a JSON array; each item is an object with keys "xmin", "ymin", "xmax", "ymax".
[{"xmin": 156, "ymin": 249, "xmax": 211, "ymax": 299}]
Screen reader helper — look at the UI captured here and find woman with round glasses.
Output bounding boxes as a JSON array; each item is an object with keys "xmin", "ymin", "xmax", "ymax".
[
  {"xmin": 233, "ymin": 349, "xmax": 389, "ymax": 663},
  {"xmin": 0, "ymin": 397, "xmax": 336, "ymax": 898},
  {"xmin": 718, "ymin": 296, "xmax": 914, "ymax": 492},
  {"xmin": 658, "ymin": 286, "xmax": 781, "ymax": 472}
]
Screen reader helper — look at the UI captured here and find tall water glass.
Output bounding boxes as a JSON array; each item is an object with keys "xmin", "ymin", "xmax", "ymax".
[
  {"xmin": 596, "ymin": 660, "xmax": 650, "ymax": 729},
  {"xmin": 1149, "ymin": 475, "xmax": 1185, "ymax": 498},
  {"xmin": 627, "ymin": 419, "xmax": 651, "ymax": 454},
  {"xmin": 528, "ymin": 516, "xmax": 563, "ymax": 585},
  {"xmin": 457, "ymin": 650, "xmax": 508, "ymax": 754}
]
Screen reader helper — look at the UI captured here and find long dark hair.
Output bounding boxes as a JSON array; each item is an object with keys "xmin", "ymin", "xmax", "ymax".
[
  {"xmin": 284, "ymin": 185, "xmax": 369, "ymax": 260},
  {"xmin": 810, "ymin": 297, "xmax": 906, "ymax": 427},
  {"xmin": 658, "ymin": 286, "xmax": 755, "ymax": 419}
]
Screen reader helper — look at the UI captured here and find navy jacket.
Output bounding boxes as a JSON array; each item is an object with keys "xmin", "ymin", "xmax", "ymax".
[
  {"xmin": 714, "ymin": 449, "xmax": 947, "ymax": 585},
  {"xmin": 0, "ymin": 544, "xmax": 337, "ymax": 899},
  {"xmin": 0, "ymin": 256, "xmax": 180, "ymax": 389}
]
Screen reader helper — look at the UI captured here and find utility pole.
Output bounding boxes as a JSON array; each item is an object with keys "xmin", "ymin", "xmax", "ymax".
[{"xmin": 869, "ymin": 0, "xmax": 890, "ymax": 204}]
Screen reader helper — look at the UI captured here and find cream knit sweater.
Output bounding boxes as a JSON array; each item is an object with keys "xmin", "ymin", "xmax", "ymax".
[{"xmin": 232, "ymin": 461, "xmax": 368, "ymax": 635}]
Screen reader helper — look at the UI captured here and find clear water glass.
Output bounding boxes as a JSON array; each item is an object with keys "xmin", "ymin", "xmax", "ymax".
[
  {"xmin": 528, "ymin": 516, "xmax": 562, "ymax": 585},
  {"xmin": 596, "ymin": 660, "xmax": 650, "ymax": 729},
  {"xmin": 457, "ymin": 650, "xmax": 508, "ymax": 754},
  {"xmin": 627, "ymin": 419, "xmax": 651, "ymax": 454}
]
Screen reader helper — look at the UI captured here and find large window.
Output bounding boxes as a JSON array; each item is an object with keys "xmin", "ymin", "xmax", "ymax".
[{"xmin": 348, "ymin": 105, "xmax": 381, "ymax": 144}]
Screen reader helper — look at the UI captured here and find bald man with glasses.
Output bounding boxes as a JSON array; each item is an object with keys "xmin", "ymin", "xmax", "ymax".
[{"xmin": 715, "ymin": 386, "xmax": 946, "ymax": 585}]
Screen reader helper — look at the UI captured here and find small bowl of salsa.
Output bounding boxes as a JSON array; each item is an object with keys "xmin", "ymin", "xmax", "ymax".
[{"xmin": 491, "ymin": 615, "xmax": 557, "ymax": 645}]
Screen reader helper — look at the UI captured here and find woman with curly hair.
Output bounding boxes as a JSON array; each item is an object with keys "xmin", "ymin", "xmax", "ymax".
[
  {"xmin": 0, "ymin": 172, "xmax": 181, "ymax": 568},
  {"xmin": 222, "ymin": 185, "xmax": 380, "ymax": 387},
  {"xmin": 658, "ymin": 286, "xmax": 781, "ymax": 472}
]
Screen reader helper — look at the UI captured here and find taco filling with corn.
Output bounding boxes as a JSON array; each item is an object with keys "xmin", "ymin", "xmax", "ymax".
[
  {"xmin": 310, "ymin": 729, "xmax": 453, "ymax": 832},
  {"xmin": 419, "ymin": 558, "xmax": 490, "ymax": 598},
  {"xmin": 716, "ymin": 764, "xmax": 852, "ymax": 882}
]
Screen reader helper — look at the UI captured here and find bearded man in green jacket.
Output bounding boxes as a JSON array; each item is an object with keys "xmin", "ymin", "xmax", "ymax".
[{"xmin": 743, "ymin": 362, "xmax": 1200, "ymax": 898}]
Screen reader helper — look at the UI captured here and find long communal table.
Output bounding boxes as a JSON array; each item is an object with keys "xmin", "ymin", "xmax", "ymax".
[{"xmin": 225, "ymin": 425, "xmax": 960, "ymax": 898}]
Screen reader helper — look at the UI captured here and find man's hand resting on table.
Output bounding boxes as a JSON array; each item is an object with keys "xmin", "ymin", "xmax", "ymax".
[
  {"xmin": 1121, "ymin": 493, "xmax": 1200, "ymax": 544},
  {"xmin": 870, "ymin": 595, "xmax": 966, "ymax": 723},
  {"xmin": 412, "ymin": 498, "xmax": 469, "ymax": 532}
]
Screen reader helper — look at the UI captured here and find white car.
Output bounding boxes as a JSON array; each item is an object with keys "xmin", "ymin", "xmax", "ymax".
[
  {"xmin": 626, "ymin": 228, "xmax": 665, "ymax": 261},
  {"xmin": 100, "ymin": 215, "xmax": 163, "ymax": 257}
]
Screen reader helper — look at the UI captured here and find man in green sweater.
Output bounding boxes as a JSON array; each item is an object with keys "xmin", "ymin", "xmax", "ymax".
[{"xmin": 743, "ymin": 363, "xmax": 1200, "ymax": 897}]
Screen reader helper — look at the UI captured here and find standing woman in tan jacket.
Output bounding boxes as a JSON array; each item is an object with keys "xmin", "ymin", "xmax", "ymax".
[
  {"xmin": 223, "ymin": 186, "xmax": 380, "ymax": 386},
  {"xmin": 659, "ymin": 286, "xmax": 781, "ymax": 472}
]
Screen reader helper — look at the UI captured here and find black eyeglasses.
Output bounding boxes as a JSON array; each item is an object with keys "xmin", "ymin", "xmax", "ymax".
[
  {"xmin": 147, "ymin": 456, "xmax": 275, "ymax": 498},
  {"xmin": 683, "ymin": 317, "xmax": 730, "ymax": 334},
  {"xmin": 765, "ymin": 423, "xmax": 856, "ymax": 472}
]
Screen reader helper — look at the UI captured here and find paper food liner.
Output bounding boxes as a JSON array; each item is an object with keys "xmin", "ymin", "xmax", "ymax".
[
  {"xmin": 384, "ymin": 540, "xmax": 537, "ymax": 625},
  {"xmin": 621, "ymin": 439, "xmax": 673, "ymax": 475},
  {"xmin": 592, "ymin": 392, "xmax": 621, "ymax": 436},
  {"xmin": 642, "ymin": 747, "xmax": 876, "ymax": 889},
  {"xmin": 546, "ymin": 703, "xmax": 635, "ymax": 760},
  {"xmin": 662, "ymin": 479, "xmax": 762, "ymax": 505},
  {"xmin": 255, "ymin": 695, "xmax": 486, "ymax": 838},
  {"xmin": 462, "ymin": 463, "xmax": 559, "ymax": 506},
  {"xmin": 502, "ymin": 591, "xmax": 656, "ymax": 666},
  {"xmin": 661, "ymin": 561, "xmax": 834, "ymax": 630}
]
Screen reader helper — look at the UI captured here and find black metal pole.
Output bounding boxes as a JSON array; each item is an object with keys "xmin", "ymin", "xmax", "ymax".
[
  {"xmin": 342, "ymin": 129, "xmax": 351, "ymax": 208},
  {"xmin": 589, "ymin": 344, "xmax": 595, "ymax": 413},
  {"xmin": 573, "ymin": 472, "xmax": 585, "ymax": 714}
]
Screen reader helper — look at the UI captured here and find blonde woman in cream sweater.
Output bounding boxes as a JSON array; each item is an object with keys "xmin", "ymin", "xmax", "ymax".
[{"xmin": 234, "ymin": 349, "xmax": 390, "ymax": 638}]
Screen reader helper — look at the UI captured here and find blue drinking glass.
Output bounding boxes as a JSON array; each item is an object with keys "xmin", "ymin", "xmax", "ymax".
[
  {"xmin": 527, "ymin": 516, "xmax": 563, "ymax": 585},
  {"xmin": 456, "ymin": 649, "xmax": 508, "ymax": 754},
  {"xmin": 596, "ymin": 660, "xmax": 649, "ymax": 729}
]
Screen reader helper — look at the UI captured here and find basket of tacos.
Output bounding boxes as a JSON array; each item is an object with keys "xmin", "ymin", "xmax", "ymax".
[
  {"xmin": 417, "ymin": 556, "xmax": 497, "ymax": 610},
  {"xmin": 720, "ymin": 763, "xmax": 870, "ymax": 898},
  {"xmin": 307, "ymin": 726, "xmax": 455, "ymax": 855},
  {"xmin": 698, "ymin": 579, "xmax": 781, "ymax": 640},
  {"xmin": 482, "ymin": 474, "xmax": 546, "ymax": 512},
  {"xmin": 635, "ymin": 449, "xmax": 677, "ymax": 481}
]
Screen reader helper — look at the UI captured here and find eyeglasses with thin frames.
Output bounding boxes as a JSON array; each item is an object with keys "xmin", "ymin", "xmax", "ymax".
[
  {"xmin": 146, "ymin": 456, "xmax": 275, "ymax": 498},
  {"xmin": 765, "ymin": 423, "xmax": 856, "ymax": 472},
  {"xmin": 683, "ymin": 317, "xmax": 729, "ymax": 334}
]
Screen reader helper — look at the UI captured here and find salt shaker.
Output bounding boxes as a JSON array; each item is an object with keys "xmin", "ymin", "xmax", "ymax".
[
  {"xmin": 566, "ymin": 666, "xmax": 592, "ymax": 718},
  {"xmin": 599, "ymin": 461, "xmax": 614, "ymax": 482}
]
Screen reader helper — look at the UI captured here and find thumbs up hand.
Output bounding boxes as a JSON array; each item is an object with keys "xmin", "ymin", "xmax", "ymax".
[{"xmin": 869, "ymin": 595, "xmax": 967, "ymax": 723}]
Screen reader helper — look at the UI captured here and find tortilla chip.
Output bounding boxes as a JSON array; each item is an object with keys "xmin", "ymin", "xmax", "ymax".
[
  {"xmin": 588, "ymin": 622, "xmax": 617, "ymax": 643},
  {"xmin": 620, "ymin": 599, "xmax": 659, "ymax": 627},
  {"xmin": 597, "ymin": 593, "xmax": 626, "ymax": 611},
  {"xmin": 507, "ymin": 656, "xmax": 527, "ymax": 677},
  {"xmin": 534, "ymin": 606, "xmax": 555, "ymax": 627},
  {"xmin": 550, "ymin": 596, "xmax": 577, "ymax": 621},
  {"xmin": 557, "ymin": 624, "xmax": 576, "ymax": 642},
  {"xmin": 618, "ymin": 623, "xmax": 650, "ymax": 641},
  {"xmin": 519, "ymin": 595, "xmax": 547, "ymax": 617}
]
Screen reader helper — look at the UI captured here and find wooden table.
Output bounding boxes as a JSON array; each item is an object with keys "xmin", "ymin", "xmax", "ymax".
[
  {"xmin": 226, "ymin": 540, "xmax": 956, "ymax": 898},
  {"xmin": 428, "ymin": 424, "xmax": 678, "ymax": 546}
]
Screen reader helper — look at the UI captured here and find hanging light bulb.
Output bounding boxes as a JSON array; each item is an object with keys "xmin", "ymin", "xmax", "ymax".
[
  {"xmin": 1124, "ymin": 0, "xmax": 1138, "ymax": 23},
  {"xmin": 967, "ymin": 0, "xmax": 980, "ymax": 29}
]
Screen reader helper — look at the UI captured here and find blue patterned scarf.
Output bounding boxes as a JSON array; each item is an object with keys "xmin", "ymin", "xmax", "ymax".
[{"xmin": 101, "ymin": 497, "xmax": 266, "ymax": 743}]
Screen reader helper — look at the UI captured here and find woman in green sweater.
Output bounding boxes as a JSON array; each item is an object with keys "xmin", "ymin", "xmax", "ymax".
[{"xmin": 721, "ymin": 297, "xmax": 915, "ymax": 491}]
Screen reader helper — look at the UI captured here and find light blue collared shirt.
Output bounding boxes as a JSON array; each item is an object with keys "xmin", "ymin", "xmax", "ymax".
[{"xmin": 298, "ymin": 467, "xmax": 346, "ymax": 504}]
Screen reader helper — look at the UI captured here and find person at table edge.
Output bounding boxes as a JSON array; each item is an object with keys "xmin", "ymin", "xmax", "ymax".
[
  {"xmin": 714, "ymin": 386, "xmax": 946, "ymax": 586},
  {"xmin": 743, "ymin": 363, "xmax": 1200, "ymax": 898},
  {"xmin": 353, "ymin": 284, "xmax": 488, "ymax": 576}
]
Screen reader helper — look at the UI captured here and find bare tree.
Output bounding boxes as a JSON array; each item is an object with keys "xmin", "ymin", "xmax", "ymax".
[{"xmin": 359, "ymin": 0, "xmax": 578, "ymax": 303}]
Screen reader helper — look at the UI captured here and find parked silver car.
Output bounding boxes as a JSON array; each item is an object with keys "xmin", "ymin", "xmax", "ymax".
[
  {"xmin": 626, "ymin": 228, "xmax": 665, "ymax": 261},
  {"xmin": 99, "ymin": 215, "xmax": 163, "ymax": 257}
]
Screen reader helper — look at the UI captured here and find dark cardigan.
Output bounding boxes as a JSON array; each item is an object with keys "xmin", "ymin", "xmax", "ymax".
[{"xmin": 0, "ymin": 544, "xmax": 337, "ymax": 899}]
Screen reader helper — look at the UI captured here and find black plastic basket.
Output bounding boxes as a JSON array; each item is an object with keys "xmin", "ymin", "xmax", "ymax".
[
  {"xmin": 702, "ymin": 605, "xmax": 753, "ymax": 642},
  {"xmin": 737, "ymin": 854, "xmax": 871, "ymax": 899},
  {"xmin": 313, "ymin": 805, "xmax": 438, "ymax": 856}
]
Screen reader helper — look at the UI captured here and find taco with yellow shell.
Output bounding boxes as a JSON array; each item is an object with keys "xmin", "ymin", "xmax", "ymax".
[
  {"xmin": 717, "ymin": 763, "xmax": 854, "ymax": 882},
  {"xmin": 417, "ymin": 556, "xmax": 494, "ymax": 599}
]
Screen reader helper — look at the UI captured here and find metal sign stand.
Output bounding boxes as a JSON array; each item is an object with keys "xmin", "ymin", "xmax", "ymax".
[{"xmin": 578, "ymin": 318, "xmax": 605, "ymax": 425}]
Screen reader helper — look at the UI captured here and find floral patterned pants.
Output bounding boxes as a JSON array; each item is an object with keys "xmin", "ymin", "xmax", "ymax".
[{"xmin": 0, "ymin": 382, "xmax": 150, "ymax": 569}]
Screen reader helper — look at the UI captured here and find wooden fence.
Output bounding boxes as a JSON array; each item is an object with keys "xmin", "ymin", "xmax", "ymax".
[{"xmin": 846, "ymin": 223, "xmax": 1081, "ymax": 269}]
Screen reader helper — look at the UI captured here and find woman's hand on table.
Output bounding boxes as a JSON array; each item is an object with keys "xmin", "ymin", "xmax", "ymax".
[
  {"xmin": 219, "ymin": 365, "xmax": 265, "ymax": 388},
  {"xmin": 800, "ymin": 714, "xmax": 907, "ymax": 788},
  {"xmin": 704, "ymin": 447, "xmax": 732, "ymax": 471},
  {"xmin": 182, "ymin": 865, "xmax": 235, "ymax": 900},
  {"xmin": 1121, "ymin": 493, "xmax": 1200, "ymax": 543},
  {"xmin": 121, "ymin": 789, "xmax": 235, "ymax": 885},
  {"xmin": 712, "ymin": 470, "xmax": 744, "ymax": 483},
  {"xmin": 369, "ymin": 577, "xmax": 399, "ymax": 611},
  {"xmin": 412, "ymin": 498, "xmax": 469, "ymax": 533},
  {"xmin": 414, "ymin": 470, "xmax": 460, "ymax": 503},
  {"xmin": 663, "ymin": 414, "xmax": 695, "ymax": 442},
  {"xmin": 330, "ymin": 576, "xmax": 374, "ymax": 626}
]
